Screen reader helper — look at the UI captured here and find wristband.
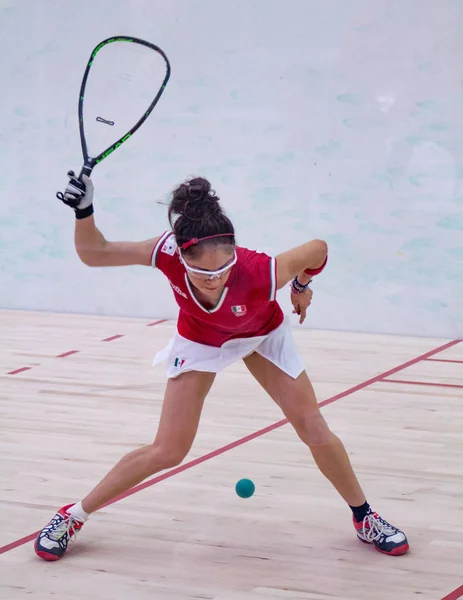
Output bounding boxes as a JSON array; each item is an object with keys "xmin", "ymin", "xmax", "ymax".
[
  {"xmin": 304, "ymin": 255, "xmax": 327, "ymax": 276},
  {"xmin": 75, "ymin": 205, "xmax": 94, "ymax": 220},
  {"xmin": 291, "ymin": 276, "xmax": 312, "ymax": 295}
]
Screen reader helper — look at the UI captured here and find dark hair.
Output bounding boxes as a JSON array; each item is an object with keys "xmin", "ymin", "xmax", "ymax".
[{"xmin": 168, "ymin": 177, "xmax": 235, "ymax": 257}]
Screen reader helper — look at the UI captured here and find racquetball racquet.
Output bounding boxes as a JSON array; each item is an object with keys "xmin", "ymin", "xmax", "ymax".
[{"xmin": 57, "ymin": 35, "xmax": 170, "ymax": 200}]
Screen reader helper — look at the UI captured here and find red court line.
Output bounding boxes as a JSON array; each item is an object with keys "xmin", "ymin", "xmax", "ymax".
[
  {"xmin": 382, "ymin": 379, "xmax": 463, "ymax": 389},
  {"xmin": 441, "ymin": 584, "xmax": 463, "ymax": 600},
  {"xmin": 0, "ymin": 337, "xmax": 459, "ymax": 557},
  {"xmin": 425, "ymin": 358, "xmax": 463, "ymax": 365},
  {"xmin": 6, "ymin": 367, "xmax": 33, "ymax": 375},
  {"xmin": 147, "ymin": 319, "xmax": 167, "ymax": 327},
  {"xmin": 104, "ymin": 338, "xmax": 460, "ymax": 503},
  {"xmin": 5, "ymin": 320, "xmax": 167, "ymax": 376},
  {"xmin": 102, "ymin": 334, "xmax": 124, "ymax": 342},
  {"xmin": 56, "ymin": 350, "xmax": 80, "ymax": 358}
]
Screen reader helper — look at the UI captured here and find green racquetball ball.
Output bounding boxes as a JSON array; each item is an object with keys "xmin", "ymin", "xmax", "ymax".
[{"xmin": 235, "ymin": 478, "xmax": 255, "ymax": 498}]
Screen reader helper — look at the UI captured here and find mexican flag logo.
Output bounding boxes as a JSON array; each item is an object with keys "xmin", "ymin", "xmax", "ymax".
[
  {"xmin": 231, "ymin": 305, "xmax": 247, "ymax": 317},
  {"xmin": 174, "ymin": 357, "xmax": 185, "ymax": 368}
]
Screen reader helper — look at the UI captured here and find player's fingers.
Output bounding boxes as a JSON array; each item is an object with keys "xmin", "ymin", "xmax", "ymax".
[
  {"xmin": 63, "ymin": 193, "xmax": 79, "ymax": 203},
  {"xmin": 299, "ymin": 307, "xmax": 306, "ymax": 324}
]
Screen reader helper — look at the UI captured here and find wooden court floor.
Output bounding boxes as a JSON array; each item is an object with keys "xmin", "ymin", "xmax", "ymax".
[{"xmin": 0, "ymin": 309, "xmax": 462, "ymax": 600}]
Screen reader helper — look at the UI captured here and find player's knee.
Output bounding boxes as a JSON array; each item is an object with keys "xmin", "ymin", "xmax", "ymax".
[
  {"xmin": 147, "ymin": 442, "xmax": 189, "ymax": 472},
  {"xmin": 295, "ymin": 411, "xmax": 332, "ymax": 446}
]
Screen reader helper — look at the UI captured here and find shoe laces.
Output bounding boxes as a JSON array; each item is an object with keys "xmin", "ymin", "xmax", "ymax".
[
  {"xmin": 43, "ymin": 513, "xmax": 82, "ymax": 542},
  {"xmin": 362, "ymin": 512, "xmax": 397, "ymax": 542}
]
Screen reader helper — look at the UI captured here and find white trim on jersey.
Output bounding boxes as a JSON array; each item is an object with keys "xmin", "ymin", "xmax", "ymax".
[
  {"xmin": 151, "ymin": 231, "xmax": 173, "ymax": 268},
  {"xmin": 269, "ymin": 257, "xmax": 277, "ymax": 301},
  {"xmin": 184, "ymin": 274, "xmax": 229, "ymax": 314}
]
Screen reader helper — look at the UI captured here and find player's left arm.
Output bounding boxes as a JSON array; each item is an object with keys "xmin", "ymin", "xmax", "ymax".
[{"xmin": 275, "ymin": 239, "xmax": 328, "ymax": 290}]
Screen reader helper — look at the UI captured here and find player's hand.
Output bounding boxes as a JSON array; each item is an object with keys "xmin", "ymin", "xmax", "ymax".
[
  {"xmin": 57, "ymin": 171, "xmax": 94, "ymax": 219},
  {"xmin": 291, "ymin": 286, "xmax": 313, "ymax": 324}
]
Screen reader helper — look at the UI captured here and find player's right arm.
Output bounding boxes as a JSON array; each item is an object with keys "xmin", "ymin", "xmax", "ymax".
[
  {"xmin": 74, "ymin": 216, "xmax": 160, "ymax": 267},
  {"xmin": 58, "ymin": 171, "xmax": 160, "ymax": 267}
]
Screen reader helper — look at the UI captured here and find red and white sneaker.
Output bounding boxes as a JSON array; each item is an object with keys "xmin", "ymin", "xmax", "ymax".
[
  {"xmin": 34, "ymin": 504, "xmax": 84, "ymax": 561},
  {"xmin": 353, "ymin": 511, "xmax": 409, "ymax": 556}
]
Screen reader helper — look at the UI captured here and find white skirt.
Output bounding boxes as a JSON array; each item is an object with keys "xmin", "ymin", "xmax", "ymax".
[{"xmin": 152, "ymin": 318, "xmax": 305, "ymax": 379}]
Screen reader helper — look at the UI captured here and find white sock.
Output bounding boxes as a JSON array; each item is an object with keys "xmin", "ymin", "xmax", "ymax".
[{"xmin": 68, "ymin": 501, "xmax": 89, "ymax": 522}]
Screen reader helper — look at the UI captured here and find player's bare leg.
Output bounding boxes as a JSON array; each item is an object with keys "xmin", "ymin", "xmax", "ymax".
[
  {"xmin": 34, "ymin": 371, "xmax": 215, "ymax": 560},
  {"xmin": 243, "ymin": 352, "xmax": 409, "ymax": 556}
]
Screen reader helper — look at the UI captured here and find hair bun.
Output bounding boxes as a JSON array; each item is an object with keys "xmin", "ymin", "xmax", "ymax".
[
  {"xmin": 168, "ymin": 176, "xmax": 227, "ymax": 232},
  {"xmin": 187, "ymin": 184, "xmax": 204, "ymax": 199},
  {"xmin": 187, "ymin": 178, "xmax": 212, "ymax": 201}
]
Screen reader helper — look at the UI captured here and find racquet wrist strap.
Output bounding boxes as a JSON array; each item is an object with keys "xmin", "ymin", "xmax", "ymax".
[{"xmin": 75, "ymin": 205, "xmax": 94, "ymax": 220}]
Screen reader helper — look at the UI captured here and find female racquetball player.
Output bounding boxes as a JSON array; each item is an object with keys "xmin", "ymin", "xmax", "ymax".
[{"xmin": 35, "ymin": 173, "xmax": 409, "ymax": 560}]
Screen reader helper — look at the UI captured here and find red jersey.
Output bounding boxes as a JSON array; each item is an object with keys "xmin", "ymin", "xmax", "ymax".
[{"xmin": 151, "ymin": 231, "xmax": 284, "ymax": 347}]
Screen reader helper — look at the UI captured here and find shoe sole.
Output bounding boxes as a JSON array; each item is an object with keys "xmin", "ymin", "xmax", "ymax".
[
  {"xmin": 34, "ymin": 541, "xmax": 63, "ymax": 561},
  {"xmin": 375, "ymin": 543, "xmax": 409, "ymax": 556},
  {"xmin": 357, "ymin": 535, "xmax": 409, "ymax": 556}
]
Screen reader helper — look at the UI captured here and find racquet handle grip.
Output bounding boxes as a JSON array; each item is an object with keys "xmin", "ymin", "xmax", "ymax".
[{"xmin": 78, "ymin": 164, "xmax": 93, "ymax": 181}]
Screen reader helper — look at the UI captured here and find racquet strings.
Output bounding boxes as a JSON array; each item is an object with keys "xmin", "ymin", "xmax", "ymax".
[{"xmin": 82, "ymin": 41, "xmax": 167, "ymax": 160}]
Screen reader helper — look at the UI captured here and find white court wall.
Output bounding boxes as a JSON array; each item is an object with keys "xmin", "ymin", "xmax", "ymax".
[{"xmin": 0, "ymin": 0, "xmax": 462, "ymax": 339}]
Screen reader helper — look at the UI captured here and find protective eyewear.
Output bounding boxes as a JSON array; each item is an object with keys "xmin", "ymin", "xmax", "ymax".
[{"xmin": 179, "ymin": 250, "xmax": 237, "ymax": 281}]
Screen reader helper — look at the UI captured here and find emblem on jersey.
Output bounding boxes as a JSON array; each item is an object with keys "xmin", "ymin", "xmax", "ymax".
[
  {"xmin": 231, "ymin": 305, "xmax": 247, "ymax": 317},
  {"xmin": 161, "ymin": 237, "xmax": 177, "ymax": 256},
  {"xmin": 174, "ymin": 357, "xmax": 185, "ymax": 368}
]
